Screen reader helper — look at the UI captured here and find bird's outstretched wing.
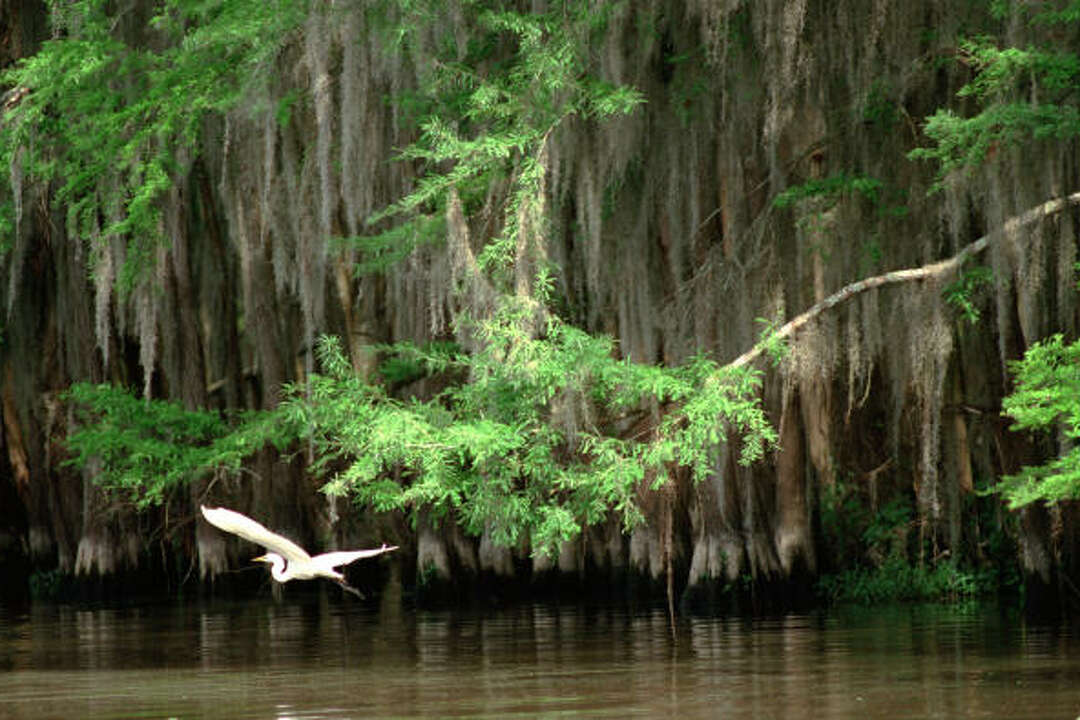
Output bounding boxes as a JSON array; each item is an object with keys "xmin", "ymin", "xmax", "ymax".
[
  {"xmin": 314, "ymin": 544, "xmax": 399, "ymax": 571},
  {"xmin": 200, "ymin": 506, "xmax": 313, "ymax": 565}
]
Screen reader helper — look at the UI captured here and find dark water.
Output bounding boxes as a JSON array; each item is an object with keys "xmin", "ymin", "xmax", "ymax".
[{"xmin": 0, "ymin": 592, "xmax": 1078, "ymax": 719}]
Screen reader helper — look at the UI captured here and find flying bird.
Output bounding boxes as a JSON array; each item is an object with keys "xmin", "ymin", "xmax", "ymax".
[{"xmin": 200, "ymin": 505, "xmax": 397, "ymax": 598}]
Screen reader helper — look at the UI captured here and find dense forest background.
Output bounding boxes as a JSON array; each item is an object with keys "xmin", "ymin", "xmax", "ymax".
[{"xmin": 1, "ymin": 0, "xmax": 1079, "ymax": 610}]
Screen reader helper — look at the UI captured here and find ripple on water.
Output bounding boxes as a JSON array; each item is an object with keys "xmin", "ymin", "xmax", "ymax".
[{"xmin": 0, "ymin": 598, "xmax": 1077, "ymax": 719}]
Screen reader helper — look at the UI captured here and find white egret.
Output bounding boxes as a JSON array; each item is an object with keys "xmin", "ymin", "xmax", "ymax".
[{"xmin": 200, "ymin": 505, "xmax": 397, "ymax": 598}]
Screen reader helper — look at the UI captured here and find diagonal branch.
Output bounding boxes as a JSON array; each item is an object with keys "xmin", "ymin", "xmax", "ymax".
[{"xmin": 731, "ymin": 191, "xmax": 1080, "ymax": 369}]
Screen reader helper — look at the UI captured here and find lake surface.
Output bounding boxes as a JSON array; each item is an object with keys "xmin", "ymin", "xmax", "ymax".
[{"xmin": 0, "ymin": 591, "xmax": 1078, "ymax": 719}]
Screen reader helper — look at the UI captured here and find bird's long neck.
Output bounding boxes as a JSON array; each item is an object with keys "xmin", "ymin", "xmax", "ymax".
[{"xmin": 268, "ymin": 554, "xmax": 289, "ymax": 582}]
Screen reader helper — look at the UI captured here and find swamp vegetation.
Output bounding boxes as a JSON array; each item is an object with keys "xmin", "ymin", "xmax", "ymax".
[{"xmin": 2, "ymin": 0, "xmax": 1080, "ymax": 611}]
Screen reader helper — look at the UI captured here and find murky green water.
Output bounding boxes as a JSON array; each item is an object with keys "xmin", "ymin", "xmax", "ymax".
[{"xmin": 0, "ymin": 593, "xmax": 1077, "ymax": 718}]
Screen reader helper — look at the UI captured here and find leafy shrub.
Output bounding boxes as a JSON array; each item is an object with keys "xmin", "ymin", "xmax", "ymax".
[{"xmin": 992, "ymin": 333, "xmax": 1080, "ymax": 508}]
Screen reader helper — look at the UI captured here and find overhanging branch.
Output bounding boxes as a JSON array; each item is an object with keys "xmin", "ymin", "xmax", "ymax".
[{"xmin": 731, "ymin": 191, "xmax": 1080, "ymax": 369}]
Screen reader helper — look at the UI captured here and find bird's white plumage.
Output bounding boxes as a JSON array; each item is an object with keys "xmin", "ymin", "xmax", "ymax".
[
  {"xmin": 200, "ymin": 505, "xmax": 397, "ymax": 592},
  {"xmin": 201, "ymin": 506, "xmax": 312, "ymax": 565},
  {"xmin": 314, "ymin": 549, "xmax": 394, "ymax": 569}
]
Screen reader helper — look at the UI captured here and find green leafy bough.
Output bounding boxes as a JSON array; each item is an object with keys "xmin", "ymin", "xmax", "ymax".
[{"xmin": 993, "ymin": 333, "xmax": 1080, "ymax": 509}]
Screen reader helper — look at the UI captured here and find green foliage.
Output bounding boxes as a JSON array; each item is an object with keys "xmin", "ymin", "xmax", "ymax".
[
  {"xmin": 1029, "ymin": 0, "xmax": 1080, "ymax": 25},
  {"xmin": 377, "ymin": 339, "xmax": 462, "ymax": 386},
  {"xmin": 28, "ymin": 568, "xmax": 68, "ymax": 601},
  {"xmin": 817, "ymin": 490, "xmax": 995, "ymax": 604},
  {"xmin": 666, "ymin": 45, "xmax": 708, "ymax": 127},
  {"xmin": 817, "ymin": 556, "xmax": 995, "ymax": 604},
  {"xmin": 862, "ymin": 80, "xmax": 902, "ymax": 130},
  {"xmin": 773, "ymin": 172, "xmax": 906, "ymax": 268},
  {"xmin": 818, "ymin": 479, "xmax": 870, "ymax": 564},
  {"xmin": 773, "ymin": 173, "xmax": 884, "ymax": 209},
  {"xmin": 365, "ymin": 0, "xmax": 644, "ymax": 288},
  {"xmin": 273, "ymin": 1, "xmax": 761, "ymax": 557},
  {"xmin": 278, "ymin": 318, "xmax": 775, "ymax": 558},
  {"xmin": 943, "ymin": 264, "xmax": 994, "ymax": 324},
  {"xmin": 753, "ymin": 315, "xmax": 790, "ymax": 367},
  {"xmin": 338, "ymin": 215, "xmax": 448, "ymax": 276},
  {"xmin": 772, "ymin": 172, "xmax": 907, "ymax": 225},
  {"xmin": 989, "ymin": 1, "xmax": 1080, "ymax": 26},
  {"xmin": 909, "ymin": 8, "xmax": 1080, "ymax": 185},
  {"xmin": 861, "ymin": 498, "xmax": 913, "ymax": 555},
  {"xmin": 1, "ymin": 0, "xmax": 309, "ymax": 290},
  {"xmin": 64, "ymin": 383, "xmax": 296, "ymax": 507},
  {"xmin": 53, "ymin": 1, "xmax": 776, "ymax": 561},
  {"xmin": 992, "ymin": 334, "xmax": 1080, "ymax": 508}
]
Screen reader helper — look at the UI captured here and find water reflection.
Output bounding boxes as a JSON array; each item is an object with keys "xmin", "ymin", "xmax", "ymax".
[{"xmin": 0, "ymin": 598, "xmax": 1077, "ymax": 718}]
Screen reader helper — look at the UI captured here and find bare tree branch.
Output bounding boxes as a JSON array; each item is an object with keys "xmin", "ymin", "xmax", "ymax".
[{"xmin": 731, "ymin": 191, "xmax": 1080, "ymax": 369}]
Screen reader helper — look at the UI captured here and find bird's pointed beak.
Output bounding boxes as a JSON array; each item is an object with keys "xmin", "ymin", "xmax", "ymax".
[{"xmin": 251, "ymin": 554, "xmax": 270, "ymax": 564}]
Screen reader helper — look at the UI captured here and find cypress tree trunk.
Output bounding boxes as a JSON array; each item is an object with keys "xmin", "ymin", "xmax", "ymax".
[{"xmin": 3, "ymin": 0, "xmax": 1079, "ymax": 606}]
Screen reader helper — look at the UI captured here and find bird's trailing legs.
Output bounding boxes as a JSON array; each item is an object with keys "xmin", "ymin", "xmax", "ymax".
[{"xmin": 335, "ymin": 578, "xmax": 366, "ymax": 599}]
